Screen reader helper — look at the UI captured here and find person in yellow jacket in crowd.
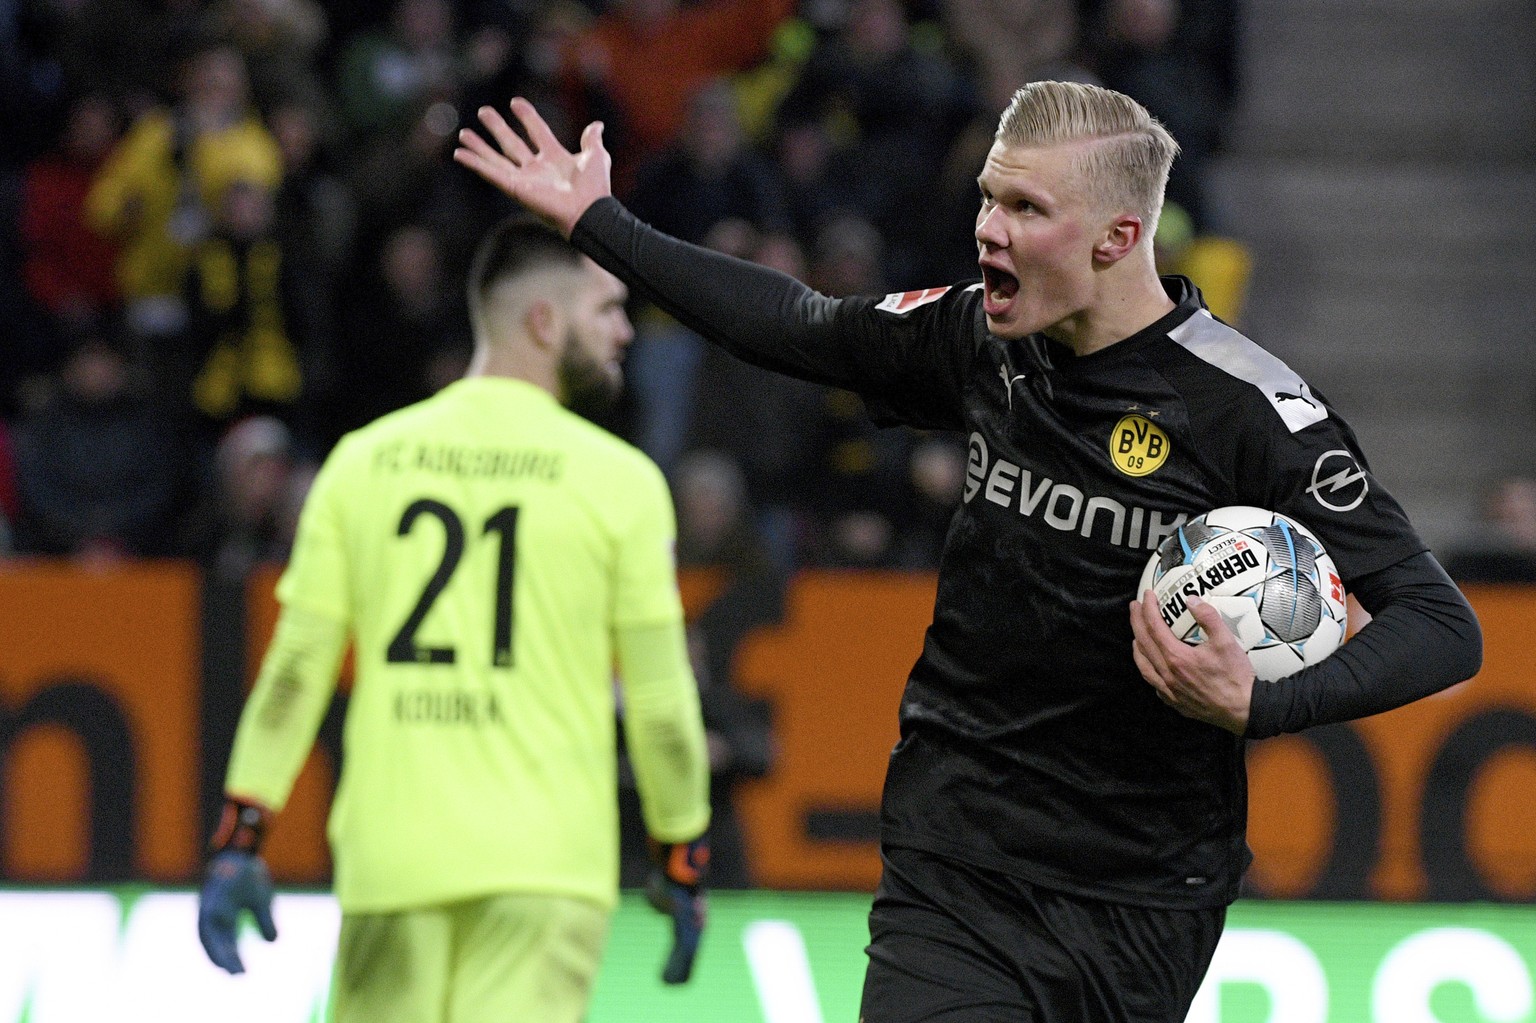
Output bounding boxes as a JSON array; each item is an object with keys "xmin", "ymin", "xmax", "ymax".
[{"xmin": 85, "ymin": 44, "xmax": 282, "ymax": 328}]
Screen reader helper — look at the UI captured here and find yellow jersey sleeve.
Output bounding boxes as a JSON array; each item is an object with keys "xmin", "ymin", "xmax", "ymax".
[
  {"xmin": 224, "ymin": 605, "xmax": 349, "ymax": 811},
  {"xmin": 274, "ymin": 439, "xmax": 355, "ymax": 622}
]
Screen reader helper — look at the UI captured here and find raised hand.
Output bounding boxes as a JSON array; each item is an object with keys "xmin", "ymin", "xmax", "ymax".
[
  {"xmin": 453, "ymin": 98, "xmax": 613, "ymax": 238},
  {"xmin": 1130, "ymin": 592, "xmax": 1255, "ymax": 734}
]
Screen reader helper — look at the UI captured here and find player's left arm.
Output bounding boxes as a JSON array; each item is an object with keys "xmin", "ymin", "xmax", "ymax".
[
  {"xmin": 222, "ymin": 445, "xmax": 356, "ymax": 813},
  {"xmin": 222, "ymin": 605, "xmax": 350, "ymax": 812},
  {"xmin": 611, "ymin": 459, "xmax": 711, "ymax": 983},
  {"xmin": 1131, "ymin": 552, "xmax": 1483, "ymax": 738},
  {"xmin": 1133, "ymin": 377, "xmax": 1482, "ymax": 735},
  {"xmin": 1240, "ymin": 403, "xmax": 1483, "ymax": 737},
  {"xmin": 1243, "ymin": 552, "xmax": 1481, "ymax": 738},
  {"xmin": 617, "ymin": 618, "xmax": 712, "ymax": 985},
  {"xmin": 199, "ymin": 449, "xmax": 354, "ymax": 973}
]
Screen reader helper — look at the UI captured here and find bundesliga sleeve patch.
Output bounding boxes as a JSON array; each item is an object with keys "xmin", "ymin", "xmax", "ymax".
[{"xmin": 875, "ymin": 287, "xmax": 951, "ymax": 315}]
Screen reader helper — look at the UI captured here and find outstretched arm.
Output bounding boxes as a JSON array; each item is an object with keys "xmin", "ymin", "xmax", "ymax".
[
  {"xmin": 458, "ymin": 99, "xmax": 871, "ymax": 391},
  {"xmin": 454, "ymin": 99, "xmax": 613, "ymax": 238},
  {"xmin": 456, "ymin": 98, "xmax": 975, "ymax": 426}
]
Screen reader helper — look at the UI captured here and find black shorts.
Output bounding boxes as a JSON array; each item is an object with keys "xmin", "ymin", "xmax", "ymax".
[{"xmin": 859, "ymin": 845, "xmax": 1226, "ymax": 1023}]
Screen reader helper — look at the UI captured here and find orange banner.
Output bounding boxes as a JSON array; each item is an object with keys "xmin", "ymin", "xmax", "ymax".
[
  {"xmin": 0, "ymin": 563, "xmax": 1532, "ymax": 901},
  {"xmin": 1248, "ymin": 584, "xmax": 1536, "ymax": 900},
  {"xmin": 0, "ymin": 561, "xmax": 200, "ymax": 881},
  {"xmin": 729, "ymin": 573, "xmax": 925, "ymax": 890}
]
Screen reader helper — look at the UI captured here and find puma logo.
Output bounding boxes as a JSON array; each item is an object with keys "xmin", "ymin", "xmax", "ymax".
[
  {"xmin": 1274, "ymin": 384, "xmax": 1317, "ymax": 409},
  {"xmin": 999, "ymin": 363, "xmax": 1028, "ymax": 410}
]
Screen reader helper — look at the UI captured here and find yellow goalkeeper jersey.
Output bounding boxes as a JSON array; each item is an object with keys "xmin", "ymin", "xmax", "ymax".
[{"xmin": 225, "ymin": 376, "xmax": 708, "ymax": 912}]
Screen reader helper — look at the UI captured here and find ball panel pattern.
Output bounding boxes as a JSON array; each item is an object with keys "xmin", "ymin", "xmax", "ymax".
[{"xmin": 1138, "ymin": 506, "xmax": 1348, "ymax": 682}]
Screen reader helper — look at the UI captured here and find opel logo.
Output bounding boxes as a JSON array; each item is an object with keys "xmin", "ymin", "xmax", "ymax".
[{"xmin": 1306, "ymin": 450, "xmax": 1369, "ymax": 512}]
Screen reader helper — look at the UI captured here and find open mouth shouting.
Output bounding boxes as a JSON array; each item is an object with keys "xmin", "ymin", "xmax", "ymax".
[{"xmin": 981, "ymin": 263, "xmax": 1020, "ymax": 318}]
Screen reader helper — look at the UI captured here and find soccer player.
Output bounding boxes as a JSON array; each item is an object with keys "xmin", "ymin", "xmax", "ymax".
[
  {"xmin": 196, "ymin": 217, "xmax": 712, "ymax": 1023},
  {"xmin": 453, "ymin": 83, "xmax": 1483, "ymax": 1022}
]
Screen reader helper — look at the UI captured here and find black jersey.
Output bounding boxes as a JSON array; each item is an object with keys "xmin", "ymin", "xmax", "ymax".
[
  {"xmin": 574, "ymin": 198, "xmax": 1465, "ymax": 910},
  {"xmin": 851, "ymin": 279, "xmax": 1425, "ymax": 908}
]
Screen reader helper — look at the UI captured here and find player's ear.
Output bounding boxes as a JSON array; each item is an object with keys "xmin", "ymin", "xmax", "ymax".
[
  {"xmin": 1093, "ymin": 213, "xmax": 1144, "ymax": 265},
  {"xmin": 524, "ymin": 297, "xmax": 562, "ymax": 349}
]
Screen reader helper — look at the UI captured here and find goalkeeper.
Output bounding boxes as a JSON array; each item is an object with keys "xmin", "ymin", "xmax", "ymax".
[{"xmin": 197, "ymin": 216, "xmax": 712, "ymax": 1023}]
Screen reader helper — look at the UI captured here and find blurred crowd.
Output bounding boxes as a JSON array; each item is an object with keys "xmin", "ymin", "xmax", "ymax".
[{"xmin": 0, "ymin": 0, "xmax": 1249, "ymax": 576}]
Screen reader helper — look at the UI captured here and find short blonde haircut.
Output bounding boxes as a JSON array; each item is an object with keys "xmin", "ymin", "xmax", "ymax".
[{"xmin": 995, "ymin": 81, "xmax": 1179, "ymax": 234}]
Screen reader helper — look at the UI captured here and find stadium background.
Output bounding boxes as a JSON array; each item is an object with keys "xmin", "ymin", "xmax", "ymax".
[{"xmin": 1, "ymin": 0, "xmax": 1534, "ymax": 1019}]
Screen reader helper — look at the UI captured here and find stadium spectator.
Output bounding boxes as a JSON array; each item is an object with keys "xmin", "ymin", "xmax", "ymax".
[
  {"xmin": 945, "ymin": 0, "xmax": 1088, "ymax": 110},
  {"xmin": 180, "ymin": 179, "xmax": 310, "ymax": 441},
  {"xmin": 673, "ymin": 448, "xmax": 772, "ymax": 574},
  {"xmin": 771, "ymin": 116, "xmax": 869, "ymax": 253},
  {"xmin": 797, "ymin": 214, "xmax": 914, "ymax": 567},
  {"xmin": 332, "ymin": 223, "xmax": 470, "ymax": 440},
  {"xmin": 199, "ymin": 415, "xmax": 297, "ymax": 583},
  {"xmin": 197, "ymin": 216, "xmax": 711, "ymax": 1020},
  {"xmin": 629, "ymin": 80, "xmax": 791, "ymax": 246},
  {"xmin": 469, "ymin": 0, "xmax": 611, "ymax": 151},
  {"xmin": 560, "ymin": 0, "xmax": 796, "ymax": 191},
  {"xmin": 890, "ymin": 433, "xmax": 967, "ymax": 570},
  {"xmin": 670, "ymin": 231, "xmax": 826, "ymax": 571},
  {"xmin": 619, "ymin": 448, "xmax": 780, "ymax": 889},
  {"xmin": 776, "ymin": 0, "xmax": 977, "ymax": 285},
  {"xmin": 20, "ymin": 92, "xmax": 122, "ymax": 330},
  {"xmin": 1443, "ymin": 475, "xmax": 1536, "ymax": 583},
  {"xmin": 807, "ymin": 211, "xmax": 887, "ymax": 299},
  {"xmin": 332, "ymin": 0, "xmax": 523, "ymax": 221},
  {"xmin": 1079, "ymin": 0, "xmax": 1241, "ymax": 232},
  {"xmin": 13, "ymin": 92, "xmax": 123, "ymax": 397},
  {"xmin": 336, "ymin": 0, "xmax": 458, "ymax": 140},
  {"xmin": 84, "ymin": 43, "xmax": 282, "ymax": 338},
  {"xmin": 268, "ymin": 96, "xmax": 357, "ymax": 451},
  {"xmin": 13, "ymin": 324, "xmax": 189, "ymax": 560},
  {"xmin": 204, "ymin": 0, "xmax": 330, "ymax": 113}
]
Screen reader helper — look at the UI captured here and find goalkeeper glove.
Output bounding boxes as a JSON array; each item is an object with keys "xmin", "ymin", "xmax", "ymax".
[
  {"xmin": 197, "ymin": 798, "xmax": 277, "ymax": 974},
  {"xmin": 645, "ymin": 835, "xmax": 710, "ymax": 984}
]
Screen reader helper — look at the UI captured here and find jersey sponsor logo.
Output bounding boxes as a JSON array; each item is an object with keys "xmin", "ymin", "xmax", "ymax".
[
  {"xmin": 874, "ymin": 286, "xmax": 951, "ymax": 315},
  {"xmin": 964, "ymin": 432, "xmax": 1188, "ymax": 550},
  {"xmin": 1307, "ymin": 449, "xmax": 1369, "ymax": 512},
  {"xmin": 1110, "ymin": 415, "xmax": 1171, "ymax": 477}
]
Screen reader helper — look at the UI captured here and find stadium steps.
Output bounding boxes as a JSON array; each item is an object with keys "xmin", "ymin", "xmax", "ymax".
[{"xmin": 1204, "ymin": 0, "xmax": 1536, "ymax": 548}]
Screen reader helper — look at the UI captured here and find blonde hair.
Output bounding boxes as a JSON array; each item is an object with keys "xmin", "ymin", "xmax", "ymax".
[{"xmin": 995, "ymin": 81, "xmax": 1179, "ymax": 233}]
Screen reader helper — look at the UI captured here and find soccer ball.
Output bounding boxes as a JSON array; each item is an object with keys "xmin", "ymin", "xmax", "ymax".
[{"xmin": 1137, "ymin": 506, "xmax": 1348, "ymax": 681}]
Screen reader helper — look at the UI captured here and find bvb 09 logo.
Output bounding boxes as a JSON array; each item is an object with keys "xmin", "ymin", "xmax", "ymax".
[{"xmin": 1110, "ymin": 414, "xmax": 1170, "ymax": 477}]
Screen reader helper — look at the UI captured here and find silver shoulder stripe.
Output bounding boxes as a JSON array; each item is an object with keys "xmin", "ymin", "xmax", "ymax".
[{"xmin": 1168, "ymin": 309, "xmax": 1327, "ymax": 433}]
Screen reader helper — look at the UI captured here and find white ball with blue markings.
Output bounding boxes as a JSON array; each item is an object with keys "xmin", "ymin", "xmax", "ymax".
[{"xmin": 1137, "ymin": 506, "xmax": 1348, "ymax": 681}]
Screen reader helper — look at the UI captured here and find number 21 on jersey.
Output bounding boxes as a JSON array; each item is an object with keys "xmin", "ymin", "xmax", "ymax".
[{"xmin": 387, "ymin": 498, "xmax": 521, "ymax": 668}]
